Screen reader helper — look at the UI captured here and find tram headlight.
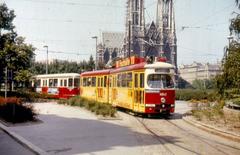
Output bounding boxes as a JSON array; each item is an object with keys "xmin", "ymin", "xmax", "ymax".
[{"xmin": 161, "ymin": 97, "xmax": 166, "ymax": 103}]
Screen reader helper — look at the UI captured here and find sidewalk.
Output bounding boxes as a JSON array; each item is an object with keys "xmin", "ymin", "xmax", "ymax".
[
  {"xmin": 0, "ymin": 129, "xmax": 36, "ymax": 155},
  {"xmin": 0, "ymin": 122, "xmax": 47, "ymax": 155}
]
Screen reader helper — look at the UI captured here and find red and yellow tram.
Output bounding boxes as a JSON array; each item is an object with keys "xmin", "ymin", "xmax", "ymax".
[
  {"xmin": 80, "ymin": 56, "xmax": 176, "ymax": 115},
  {"xmin": 32, "ymin": 73, "xmax": 80, "ymax": 99}
]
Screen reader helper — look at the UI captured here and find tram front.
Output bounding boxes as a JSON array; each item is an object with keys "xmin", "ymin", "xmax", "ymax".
[{"xmin": 144, "ymin": 61, "xmax": 176, "ymax": 115}]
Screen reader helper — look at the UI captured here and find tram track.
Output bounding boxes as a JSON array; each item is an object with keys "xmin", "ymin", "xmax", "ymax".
[
  {"xmin": 165, "ymin": 117, "xmax": 240, "ymax": 154},
  {"xmin": 133, "ymin": 114, "xmax": 240, "ymax": 155},
  {"xmin": 135, "ymin": 117, "xmax": 175, "ymax": 155}
]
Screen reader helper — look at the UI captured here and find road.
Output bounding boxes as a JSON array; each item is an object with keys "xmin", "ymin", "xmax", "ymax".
[{"xmin": 8, "ymin": 101, "xmax": 240, "ymax": 155}]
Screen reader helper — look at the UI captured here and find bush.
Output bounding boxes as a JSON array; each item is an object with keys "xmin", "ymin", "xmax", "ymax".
[
  {"xmin": 175, "ymin": 89, "xmax": 219, "ymax": 101},
  {"xmin": 0, "ymin": 97, "xmax": 37, "ymax": 123},
  {"xmin": 232, "ymin": 98, "xmax": 240, "ymax": 106},
  {"xmin": 58, "ymin": 96, "xmax": 116, "ymax": 117},
  {"xmin": 0, "ymin": 90, "xmax": 57, "ymax": 102}
]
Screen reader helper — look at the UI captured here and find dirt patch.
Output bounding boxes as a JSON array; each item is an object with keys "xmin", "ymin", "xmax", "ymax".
[{"xmin": 190, "ymin": 101, "xmax": 240, "ymax": 135}]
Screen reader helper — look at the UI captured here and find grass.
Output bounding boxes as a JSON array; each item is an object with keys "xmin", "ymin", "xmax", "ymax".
[
  {"xmin": 191, "ymin": 101, "xmax": 225, "ymax": 121},
  {"xmin": 58, "ymin": 96, "xmax": 116, "ymax": 117},
  {"xmin": 232, "ymin": 98, "xmax": 240, "ymax": 106}
]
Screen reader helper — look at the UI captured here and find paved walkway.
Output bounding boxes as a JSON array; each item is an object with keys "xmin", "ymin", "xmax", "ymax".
[
  {"xmin": 8, "ymin": 102, "xmax": 158, "ymax": 155},
  {"xmin": 0, "ymin": 129, "xmax": 35, "ymax": 155}
]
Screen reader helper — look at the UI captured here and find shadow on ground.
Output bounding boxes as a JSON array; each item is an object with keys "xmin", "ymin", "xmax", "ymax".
[{"xmin": 10, "ymin": 113, "xmax": 180, "ymax": 155}]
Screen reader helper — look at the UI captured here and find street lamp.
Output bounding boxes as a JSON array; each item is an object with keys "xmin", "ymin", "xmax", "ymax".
[
  {"xmin": 43, "ymin": 45, "xmax": 48, "ymax": 74},
  {"xmin": 92, "ymin": 36, "xmax": 98, "ymax": 70}
]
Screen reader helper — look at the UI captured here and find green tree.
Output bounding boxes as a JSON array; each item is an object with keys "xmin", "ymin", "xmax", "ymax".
[
  {"xmin": 192, "ymin": 79, "xmax": 215, "ymax": 90},
  {"xmin": 216, "ymin": 2, "xmax": 240, "ymax": 95},
  {"xmin": 87, "ymin": 55, "xmax": 95, "ymax": 71},
  {"xmin": 0, "ymin": 3, "xmax": 35, "ymax": 88}
]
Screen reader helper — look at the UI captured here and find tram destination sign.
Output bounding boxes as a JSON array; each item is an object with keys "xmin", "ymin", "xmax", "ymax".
[{"xmin": 155, "ymin": 68, "xmax": 170, "ymax": 73}]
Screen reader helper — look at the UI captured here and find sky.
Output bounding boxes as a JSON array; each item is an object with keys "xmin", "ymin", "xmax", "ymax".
[{"xmin": 1, "ymin": 0, "xmax": 238, "ymax": 65}]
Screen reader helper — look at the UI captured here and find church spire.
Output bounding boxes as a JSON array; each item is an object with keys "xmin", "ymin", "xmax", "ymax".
[
  {"xmin": 155, "ymin": 0, "xmax": 177, "ymax": 67},
  {"xmin": 123, "ymin": 0, "xmax": 145, "ymax": 58}
]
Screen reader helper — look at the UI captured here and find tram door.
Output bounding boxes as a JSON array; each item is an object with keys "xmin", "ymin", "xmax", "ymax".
[
  {"xmin": 133, "ymin": 72, "xmax": 145, "ymax": 113},
  {"xmin": 96, "ymin": 76, "xmax": 109, "ymax": 103}
]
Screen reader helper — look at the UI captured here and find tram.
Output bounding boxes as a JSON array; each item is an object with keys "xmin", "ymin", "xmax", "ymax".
[
  {"xmin": 32, "ymin": 73, "xmax": 80, "ymax": 99},
  {"xmin": 80, "ymin": 56, "xmax": 176, "ymax": 115}
]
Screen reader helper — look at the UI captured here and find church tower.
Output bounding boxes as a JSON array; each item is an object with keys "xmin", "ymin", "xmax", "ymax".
[
  {"xmin": 156, "ymin": 0, "xmax": 177, "ymax": 67},
  {"xmin": 123, "ymin": 0, "xmax": 145, "ymax": 58}
]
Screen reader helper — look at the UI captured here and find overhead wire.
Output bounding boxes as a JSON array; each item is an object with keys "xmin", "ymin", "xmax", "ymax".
[
  {"xmin": 7, "ymin": 0, "xmax": 124, "ymax": 8},
  {"xmin": 178, "ymin": 45, "xmax": 222, "ymax": 57},
  {"xmin": 36, "ymin": 49, "xmax": 91, "ymax": 56}
]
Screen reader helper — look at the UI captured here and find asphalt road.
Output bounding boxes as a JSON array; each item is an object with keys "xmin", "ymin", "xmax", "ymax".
[
  {"xmin": 7, "ymin": 101, "xmax": 240, "ymax": 155},
  {"xmin": 0, "ymin": 129, "xmax": 35, "ymax": 155}
]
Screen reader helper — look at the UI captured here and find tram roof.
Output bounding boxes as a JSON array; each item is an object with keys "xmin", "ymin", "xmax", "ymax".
[
  {"xmin": 33, "ymin": 73, "xmax": 80, "ymax": 79},
  {"xmin": 80, "ymin": 61, "xmax": 174, "ymax": 76},
  {"xmin": 145, "ymin": 62, "xmax": 175, "ymax": 69},
  {"xmin": 110, "ymin": 62, "xmax": 145, "ymax": 74},
  {"xmin": 81, "ymin": 69, "xmax": 111, "ymax": 76}
]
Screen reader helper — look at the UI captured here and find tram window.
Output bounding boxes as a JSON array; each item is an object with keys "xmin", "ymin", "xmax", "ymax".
[
  {"xmin": 140, "ymin": 73, "xmax": 144, "ymax": 88},
  {"xmin": 49, "ymin": 79, "xmax": 53, "ymax": 87},
  {"xmin": 69, "ymin": 78, "xmax": 73, "ymax": 87},
  {"xmin": 134, "ymin": 74, "xmax": 138, "ymax": 88},
  {"xmin": 74, "ymin": 78, "xmax": 80, "ymax": 87},
  {"xmin": 83, "ymin": 78, "xmax": 87, "ymax": 87},
  {"xmin": 64, "ymin": 79, "xmax": 67, "ymax": 87},
  {"xmin": 109, "ymin": 77, "xmax": 111, "ymax": 87},
  {"xmin": 53, "ymin": 79, "xmax": 58, "ymax": 87},
  {"xmin": 113, "ymin": 76, "xmax": 116, "ymax": 87},
  {"xmin": 60, "ymin": 80, "xmax": 63, "ymax": 87},
  {"xmin": 127, "ymin": 73, "xmax": 132, "ymax": 87},
  {"xmin": 87, "ymin": 77, "xmax": 91, "ymax": 87},
  {"xmin": 101, "ymin": 77, "xmax": 103, "ymax": 87},
  {"xmin": 43, "ymin": 80, "xmax": 47, "ymax": 87},
  {"xmin": 91, "ymin": 77, "xmax": 96, "ymax": 87},
  {"xmin": 104, "ymin": 76, "xmax": 107, "ymax": 87},
  {"xmin": 97, "ymin": 77, "xmax": 100, "ymax": 87},
  {"xmin": 37, "ymin": 80, "xmax": 41, "ymax": 87},
  {"xmin": 122, "ymin": 73, "xmax": 127, "ymax": 87},
  {"xmin": 117, "ymin": 74, "xmax": 122, "ymax": 87},
  {"xmin": 147, "ymin": 74, "xmax": 174, "ymax": 89}
]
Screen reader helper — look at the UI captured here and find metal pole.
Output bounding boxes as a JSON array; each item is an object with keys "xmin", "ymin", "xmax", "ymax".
[
  {"xmin": 95, "ymin": 37, "xmax": 98, "ymax": 70},
  {"xmin": 5, "ymin": 66, "xmax": 7, "ymax": 99},
  {"xmin": 92, "ymin": 36, "xmax": 98, "ymax": 70},
  {"xmin": 44, "ymin": 45, "xmax": 48, "ymax": 74}
]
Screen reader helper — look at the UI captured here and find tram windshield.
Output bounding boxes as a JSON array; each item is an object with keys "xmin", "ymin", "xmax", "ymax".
[{"xmin": 147, "ymin": 74, "xmax": 174, "ymax": 89}]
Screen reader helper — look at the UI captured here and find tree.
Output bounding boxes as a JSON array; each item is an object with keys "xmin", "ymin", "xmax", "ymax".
[
  {"xmin": 87, "ymin": 55, "xmax": 95, "ymax": 71},
  {"xmin": 0, "ymin": 3, "xmax": 35, "ymax": 88},
  {"xmin": 216, "ymin": 2, "xmax": 240, "ymax": 95},
  {"xmin": 192, "ymin": 79, "xmax": 215, "ymax": 90}
]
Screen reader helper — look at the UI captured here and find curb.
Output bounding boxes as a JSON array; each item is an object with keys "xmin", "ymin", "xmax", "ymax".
[
  {"xmin": 0, "ymin": 123, "xmax": 48, "ymax": 155},
  {"xmin": 183, "ymin": 116, "xmax": 240, "ymax": 143}
]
